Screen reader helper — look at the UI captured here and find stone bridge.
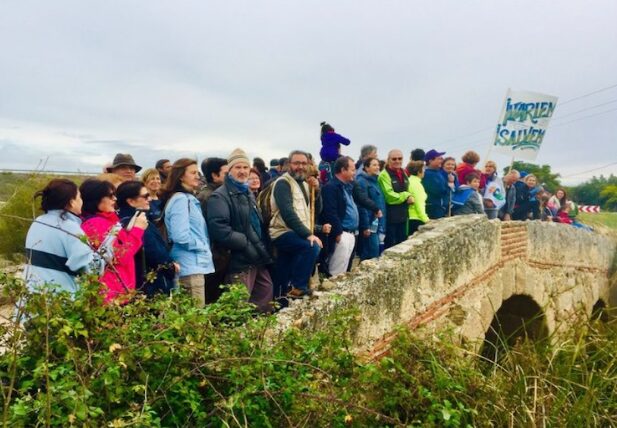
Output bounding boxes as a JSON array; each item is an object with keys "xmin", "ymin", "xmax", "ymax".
[{"xmin": 275, "ymin": 216, "xmax": 617, "ymax": 357}]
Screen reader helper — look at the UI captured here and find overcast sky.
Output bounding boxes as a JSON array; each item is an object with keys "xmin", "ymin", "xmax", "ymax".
[{"xmin": 1, "ymin": 0, "xmax": 616, "ymax": 184}]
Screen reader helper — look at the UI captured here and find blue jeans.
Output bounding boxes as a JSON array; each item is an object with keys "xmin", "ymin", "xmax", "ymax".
[
  {"xmin": 358, "ymin": 232, "xmax": 379, "ymax": 260},
  {"xmin": 273, "ymin": 232, "xmax": 321, "ymax": 296}
]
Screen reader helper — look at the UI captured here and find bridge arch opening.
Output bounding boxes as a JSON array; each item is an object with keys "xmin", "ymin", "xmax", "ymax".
[
  {"xmin": 591, "ymin": 299, "xmax": 609, "ymax": 322},
  {"xmin": 481, "ymin": 294, "xmax": 549, "ymax": 363}
]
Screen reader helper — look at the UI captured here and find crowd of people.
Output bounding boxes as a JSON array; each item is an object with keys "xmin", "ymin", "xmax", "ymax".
[{"xmin": 23, "ymin": 122, "xmax": 590, "ymax": 311}]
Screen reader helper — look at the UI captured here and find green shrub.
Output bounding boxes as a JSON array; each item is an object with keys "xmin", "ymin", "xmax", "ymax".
[
  {"xmin": 1, "ymin": 273, "xmax": 616, "ymax": 427},
  {"xmin": 0, "ymin": 175, "xmax": 49, "ymax": 261},
  {"xmin": 0, "ymin": 174, "xmax": 90, "ymax": 261}
]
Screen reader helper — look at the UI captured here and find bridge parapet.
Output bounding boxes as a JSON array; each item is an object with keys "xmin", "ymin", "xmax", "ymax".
[{"xmin": 273, "ymin": 216, "xmax": 617, "ymax": 356}]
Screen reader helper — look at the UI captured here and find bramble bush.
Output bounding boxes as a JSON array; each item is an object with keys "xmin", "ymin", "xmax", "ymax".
[{"xmin": 1, "ymin": 273, "xmax": 617, "ymax": 427}]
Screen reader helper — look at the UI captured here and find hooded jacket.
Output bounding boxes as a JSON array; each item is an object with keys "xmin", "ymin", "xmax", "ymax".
[
  {"xmin": 319, "ymin": 131, "xmax": 351, "ymax": 162},
  {"xmin": 24, "ymin": 210, "xmax": 96, "ymax": 293},
  {"xmin": 355, "ymin": 171, "xmax": 386, "ymax": 234},
  {"xmin": 82, "ymin": 211, "xmax": 144, "ymax": 303},
  {"xmin": 164, "ymin": 191, "xmax": 215, "ymax": 276}
]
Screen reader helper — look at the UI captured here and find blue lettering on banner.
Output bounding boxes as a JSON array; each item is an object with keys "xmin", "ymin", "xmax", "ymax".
[
  {"xmin": 495, "ymin": 124, "xmax": 546, "ymax": 150},
  {"xmin": 501, "ymin": 98, "xmax": 556, "ymax": 126}
]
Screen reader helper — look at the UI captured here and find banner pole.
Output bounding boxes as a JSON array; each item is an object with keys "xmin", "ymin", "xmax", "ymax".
[{"xmin": 507, "ymin": 155, "xmax": 515, "ymax": 174}]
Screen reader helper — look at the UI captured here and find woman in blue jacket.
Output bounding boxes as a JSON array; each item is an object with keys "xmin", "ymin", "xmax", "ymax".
[
  {"xmin": 160, "ymin": 158, "xmax": 214, "ymax": 307},
  {"xmin": 116, "ymin": 180, "xmax": 178, "ymax": 297},
  {"xmin": 24, "ymin": 179, "xmax": 97, "ymax": 293},
  {"xmin": 356, "ymin": 158, "xmax": 386, "ymax": 260}
]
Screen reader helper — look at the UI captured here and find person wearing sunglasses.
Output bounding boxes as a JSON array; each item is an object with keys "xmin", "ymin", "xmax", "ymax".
[
  {"xmin": 378, "ymin": 149, "xmax": 414, "ymax": 249},
  {"xmin": 80, "ymin": 179, "xmax": 147, "ymax": 303},
  {"xmin": 116, "ymin": 180, "xmax": 179, "ymax": 297}
]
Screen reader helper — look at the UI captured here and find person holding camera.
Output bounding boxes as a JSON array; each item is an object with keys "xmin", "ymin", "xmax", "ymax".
[
  {"xmin": 80, "ymin": 179, "xmax": 148, "ymax": 303},
  {"xmin": 116, "ymin": 181, "xmax": 179, "ymax": 297}
]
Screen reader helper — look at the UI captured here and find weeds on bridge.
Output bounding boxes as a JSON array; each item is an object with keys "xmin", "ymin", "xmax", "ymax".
[{"xmin": 0, "ymin": 272, "xmax": 616, "ymax": 427}]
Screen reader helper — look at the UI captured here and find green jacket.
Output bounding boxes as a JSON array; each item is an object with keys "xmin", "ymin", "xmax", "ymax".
[
  {"xmin": 408, "ymin": 175, "xmax": 429, "ymax": 223},
  {"xmin": 378, "ymin": 168, "xmax": 412, "ymax": 224}
]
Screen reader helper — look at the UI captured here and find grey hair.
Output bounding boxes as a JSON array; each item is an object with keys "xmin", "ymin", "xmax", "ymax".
[
  {"xmin": 288, "ymin": 150, "xmax": 309, "ymax": 160},
  {"xmin": 359, "ymin": 144, "xmax": 377, "ymax": 160}
]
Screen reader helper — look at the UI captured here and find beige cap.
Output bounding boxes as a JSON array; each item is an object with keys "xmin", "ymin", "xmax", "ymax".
[{"xmin": 227, "ymin": 148, "xmax": 250, "ymax": 169}]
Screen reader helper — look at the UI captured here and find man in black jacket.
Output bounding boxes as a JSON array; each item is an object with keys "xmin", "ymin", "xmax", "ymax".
[
  {"xmin": 206, "ymin": 148, "xmax": 273, "ymax": 313},
  {"xmin": 320, "ymin": 156, "xmax": 359, "ymax": 276}
]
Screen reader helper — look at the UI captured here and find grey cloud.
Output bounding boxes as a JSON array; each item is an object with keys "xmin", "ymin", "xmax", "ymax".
[{"xmin": 1, "ymin": 1, "xmax": 617, "ymax": 181}]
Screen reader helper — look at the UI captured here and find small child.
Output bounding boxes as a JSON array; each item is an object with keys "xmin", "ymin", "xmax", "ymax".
[
  {"xmin": 318, "ymin": 122, "xmax": 351, "ymax": 183},
  {"xmin": 451, "ymin": 172, "xmax": 484, "ymax": 215}
]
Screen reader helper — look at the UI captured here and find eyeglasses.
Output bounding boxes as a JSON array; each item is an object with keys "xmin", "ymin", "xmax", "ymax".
[
  {"xmin": 290, "ymin": 161, "xmax": 308, "ymax": 166},
  {"xmin": 136, "ymin": 193, "xmax": 151, "ymax": 200},
  {"xmin": 106, "ymin": 193, "xmax": 117, "ymax": 199},
  {"xmin": 391, "ymin": 157, "xmax": 403, "ymax": 161}
]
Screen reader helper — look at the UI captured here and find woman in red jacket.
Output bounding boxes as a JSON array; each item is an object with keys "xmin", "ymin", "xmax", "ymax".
[
  {"xmin": 455, "ymin": 151, "xmax": 486, "ymax": 192},
  {"xmin": 80, "ymin": 179, "xmax": 148, "ymax": 303}
]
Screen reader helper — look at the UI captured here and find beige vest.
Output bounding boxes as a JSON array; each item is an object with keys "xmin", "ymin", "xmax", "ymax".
[{"xmin": 269, "ymin": 173, "xmax": 311, "ymax": 240}]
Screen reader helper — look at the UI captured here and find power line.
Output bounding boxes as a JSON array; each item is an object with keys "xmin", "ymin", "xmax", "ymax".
[
  {"xmin": 442, "ymin": 105, "xmax": 617, "ymax": 155},
  {"xmin": 551, "ymin": 98, "xmax": 617, "ymax": 121},
  {"xmin": 431, "ymin": 82, "xmax": 617, "ymax": 148},
  {"xmin": 549, "ymin": 105, "xmax": 617, "ymax": 129},
  {"xmin": 561, "ymin": 161, "xmax": 617, "ymax": 178},
  {"xmin": 559, "ymin": 83, "xmax": 617, "ymax": 106}
]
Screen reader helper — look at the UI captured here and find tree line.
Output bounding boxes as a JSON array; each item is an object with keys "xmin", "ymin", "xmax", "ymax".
[{"xmin": 505, "ymin": 161, "xmax": 617, "ymax": 211}]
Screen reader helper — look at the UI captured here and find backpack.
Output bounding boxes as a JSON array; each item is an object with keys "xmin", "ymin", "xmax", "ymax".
[
  {"xmin": 158, "ymin": 192, "xmax": 191, "ymax": 249},
  {"xmin": 256, "ymin": 179, "xmax": 276, "ymax": 227}
]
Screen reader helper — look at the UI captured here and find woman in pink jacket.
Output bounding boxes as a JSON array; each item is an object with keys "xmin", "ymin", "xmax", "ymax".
[{"xmin": 79, "ymin": 179, "xmax": 147, "ymax": 303}]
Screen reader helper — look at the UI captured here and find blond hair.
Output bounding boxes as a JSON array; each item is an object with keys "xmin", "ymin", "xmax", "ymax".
[{"xmin": 141, "ymin": 168, "xmax": 160, "ymax": 184}]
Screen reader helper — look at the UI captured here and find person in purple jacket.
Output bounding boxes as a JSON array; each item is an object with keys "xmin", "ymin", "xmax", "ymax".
[{"xmin": 318, "ymin": 122, "xmax": 351, "ymax": 184}]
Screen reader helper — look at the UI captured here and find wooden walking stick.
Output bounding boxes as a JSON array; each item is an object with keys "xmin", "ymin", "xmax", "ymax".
[
  {"xmin": 310, "ymin": 187, "xmax": 315, "ymax": 233},
  {"xmin": 307, "ymin": 160, "xmax": 319, "ymax": 234}
]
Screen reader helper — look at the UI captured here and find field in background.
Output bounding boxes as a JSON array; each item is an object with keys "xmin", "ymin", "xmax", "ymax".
[
  {"xmin": 579, "ymin": 212, "xmax": 617, "ymax": 232},
  {"xmin": 0, "ymin": 172, "xmax": 31, "ymax": 202}
]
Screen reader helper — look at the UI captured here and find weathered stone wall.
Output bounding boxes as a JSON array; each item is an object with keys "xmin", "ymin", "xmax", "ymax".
[{"xmin": 274, "ymin": 216, "xmax": 617, "ymax": 355}]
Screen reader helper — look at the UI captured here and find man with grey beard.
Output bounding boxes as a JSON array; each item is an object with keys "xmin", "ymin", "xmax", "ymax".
[
  {"xmin": 270, "ymin": 150, "xmax": 330, "ymax": 299},
  {"xmin": 207, "ymin": 148, "xmax": 273, "ymax": 313}
]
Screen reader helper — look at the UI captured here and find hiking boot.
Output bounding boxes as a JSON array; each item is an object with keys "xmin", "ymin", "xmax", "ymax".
[{"xmin": 287, "ymin": 288, "xmax": 312, "ymax": 299}]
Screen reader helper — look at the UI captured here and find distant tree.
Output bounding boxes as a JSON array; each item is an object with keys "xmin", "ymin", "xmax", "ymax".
[
  {"xmin": 504, "ymin": 161, "xmax": 562, "ymax": 192},
  {"xmin": 568, "ymin": 174, "xmax": 617, "ymax": 209},
  {"xmin": 600, "ymin": 184, "xmax": 617, "ymax": 211}
]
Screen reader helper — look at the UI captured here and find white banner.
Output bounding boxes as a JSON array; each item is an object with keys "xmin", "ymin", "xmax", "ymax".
[
  {"xmin": 483, "ymin": 176, "xmax": 506, "ymax": 210},
  {"xmin": 493, "ymin": 89, "xmax": 558, "ymax": 161}
]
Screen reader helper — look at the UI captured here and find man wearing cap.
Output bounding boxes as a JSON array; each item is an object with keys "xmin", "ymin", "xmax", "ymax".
[
  {"xmin": 378, "ymin": 149, "xmax": 413, "ymax": 249},
  {"xmin": 206, "ymin": 148, "xmax": 273, "ymax": 313},
  {"xmin": 107, "ymin": 153, "xmax": 142, "ymax": 182},
  {"xmin": 422, "ymin": 149, "xmax": 450, "ymax": 219},
  {"xmin": 267, "ymin": 159, "xmax": 280, "ymax": 180}
]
